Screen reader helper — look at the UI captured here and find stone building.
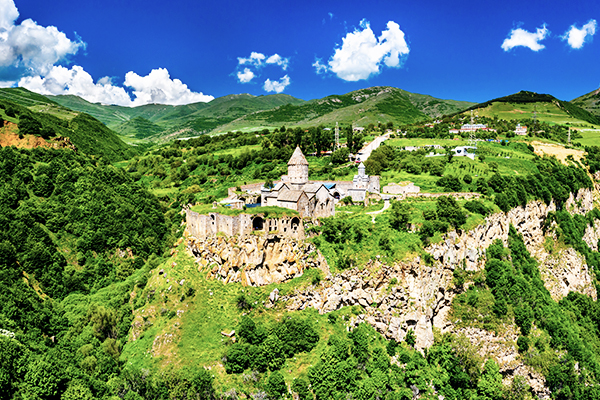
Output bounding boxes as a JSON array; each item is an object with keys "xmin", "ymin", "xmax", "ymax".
[
  {"xmin": 261, "ymin": 147, "xmax": 336, "ymax": 218},
  {"xmin": 185, "ymin": 207, "xmax": 305, "ymax": 239},
  {"xmin": 348, "ymin": 162, "xmax": 380, "ymax": 201},
  {"xmin": 259, "ymin": 146, "xmax": 382, "ymax": 214}
]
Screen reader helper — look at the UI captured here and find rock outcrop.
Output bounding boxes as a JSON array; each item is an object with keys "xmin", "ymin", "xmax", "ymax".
[
  {"xmin": 187, "ymin": 234, "xmax": 328, "ymax": 286},
  {"xmin": 281, "ymin": 189, "xmax": 598, "ymax": 399},
  {"xmin": 537, "ymin": 247, "xmax": 597, "ymax": 301}
]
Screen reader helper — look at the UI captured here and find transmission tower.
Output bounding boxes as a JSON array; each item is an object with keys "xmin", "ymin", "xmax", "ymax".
[
  {"xmin": 468, "ymin": 131, "xmax": 477, "ymax": 147},
  {"xmin": 568, "ymin": 127, "xmax": 571, "ymax": 145},
  {"xmin": 335, "ymin": 122, "xmax": 340, "ymax": 149}
]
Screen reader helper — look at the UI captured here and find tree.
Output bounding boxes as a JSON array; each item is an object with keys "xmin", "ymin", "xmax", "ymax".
[
  {"xmin": 405, "ymin": 329, "xmax": 416, "ymax": 347},
  {"xmin": 292, "ymin": 377, "xmax": 313, "ymax": 400},
  {"xmin": 389, "ymin": 201, "xmax": 412, "ymax": 231},
  {"xmin": 266, "ymin": 371, "xmax": 288, "ymax": 399},
  {"xmin": 436, "ymin": 196, "xmax": 466, "ymax": 229},
  {"xmin": 331, "ymin": 147, "xmax": 350, "ymax": 165},
  {"xmin": 477, "ymin": 359, "xmax": 502, "ymax": 400}
]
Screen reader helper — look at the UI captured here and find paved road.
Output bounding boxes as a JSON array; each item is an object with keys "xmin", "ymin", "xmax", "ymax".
[{"xmin": 356, "ymin": 133, "xmax": 390, "ymax": 162}]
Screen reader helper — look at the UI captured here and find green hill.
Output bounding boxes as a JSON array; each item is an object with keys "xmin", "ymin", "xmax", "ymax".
[
  {"xmin": 571, "ymin": 88, "xmax": 600, "ymax": 117},
  {"xmin": 217, "ymin": 86, "xmax": 475, "ymax": 132},
  {"xmin": 456, "ymin": 90, "xmax": 600, "ymax": 126},
  {"xmin": 0, "ymin": 88, "xmax": 136, "ymax": 161},
  {"xmin": 50, "ymin": 88, "xmax": 473, "ymax": 138},
  {"xmin": 50, "ymin": 93, "xmax": 306, "ymax": 140}
]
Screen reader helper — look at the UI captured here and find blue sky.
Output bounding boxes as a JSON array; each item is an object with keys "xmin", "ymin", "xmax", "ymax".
[{"xmin": 1, "ymin": 0, "xmax": 600, "ymax": 106}]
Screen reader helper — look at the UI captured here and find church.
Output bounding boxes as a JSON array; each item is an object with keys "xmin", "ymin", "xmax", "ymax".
[{"xmin": 260, "ymin": 146, "xmax": 380, "ymax": 218}]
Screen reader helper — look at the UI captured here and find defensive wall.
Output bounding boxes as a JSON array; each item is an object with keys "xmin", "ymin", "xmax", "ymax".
[{"xmin": 185, "ymin": 208, "xmax": 305, "ymax": 239}]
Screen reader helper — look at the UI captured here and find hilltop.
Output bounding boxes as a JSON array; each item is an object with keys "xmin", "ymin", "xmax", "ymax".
[
  {"xmin": 219, "ymin": 86, "xmax": 474, "ymax": 133},
  {"xmin": 46, "ymin": 87, "xmax": 474, "ymax": 140},
  {"xmin": 453, "ymin": 90, "xmax": 600, "ymax": 127},
  {"xmin": 50, "ymin": 92, "xmax": 306, "ymax": 141}
]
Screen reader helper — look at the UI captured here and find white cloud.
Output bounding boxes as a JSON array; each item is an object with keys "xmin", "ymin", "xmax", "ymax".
[
  {"xmin": 0, "ymin": 0, "xmax": 84, "ymax": 81},
  {"xmin": 562, "ymin": 20, "xmax": 596, "ymax": 49},
  {"xmin": 238, "ymin": 52, "xmax": 266, "ymax": 67},
  {"xmin": 263, "ymin": 75, "xmax": 290, "ymax": 93},
  {"xmin": 322, "ymin": 20, "xmax": 409, "ymax": 81},
  {"xmin": 501, "ymin": 25, "xmax": 549, "ymax": 52},
  {"xmin": 0, "ymin": 0, "xmax": 18, "ymax": 32},
  {"xmin": 124, "ymin": 68, "xmax": 214, "ymax": 106},
  {"xmin": 235, "ymin": 51, "xmax": 290, "ymax": 88},
  {"xmin": 19, "ymin": 65, "xmax": 214, "ymax": 107},
  {"xmin": 266, "ymin": 54, "xmax": 289, "ymax": 70},
  {"xmin": 237, "ymin": 68, "xmax": 255, "ymax": 83},
  {"xmin": 312, "ymin": 59, "xmax": 328, "ymax": 75}
]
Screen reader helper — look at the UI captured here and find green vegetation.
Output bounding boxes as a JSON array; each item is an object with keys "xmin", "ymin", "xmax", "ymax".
[
  {"xmin": 0, "ymin": 92, "xmax": 136, "ymax": 161},
  {"xmin": 3, "ymin": 85, "xmax": 600, "ymax": 399},
  {"xmin": 455, "ymin": 90, "xmax": 600, "ymax": 126},
  {"xmin": 453, "ymin": 227, "xmax": 600, "ymax": 399}
]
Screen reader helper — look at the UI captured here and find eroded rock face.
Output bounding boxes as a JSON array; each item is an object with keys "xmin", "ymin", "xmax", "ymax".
[
  {"xmin": 187, "ymin": 235, "xmax": 328, "ymax": 286},
  {"xmin": 453, "ymin": 326, "xmax": 551, "ymax": 400},
  {"xmin": 428, "ymin": 199, "xmax": 555, "ymax": 271},
  {"xmin": 282, "ymin": 259, "xmax": 452, "ymax": 350},
  {"xmin": 281, "ymin": 189, "xmax": 598, "ymax": 398},
  {"xmin": 537, "ymin": 247, "xmax": 597, "ymax": 301}
]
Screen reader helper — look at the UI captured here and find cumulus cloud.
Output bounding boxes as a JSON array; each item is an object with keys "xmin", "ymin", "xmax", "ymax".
[
  {"xmin": 235, "ymin": 51, "xmax": 290, "ymax": 89},
  {"xmin": 562, "ymin": 20, "xmax": 596, "ymax": 49},
  {"xmin": 0, "ymin": 0, "xmax": 84, "ymax": 81},
  {"xmin": 320, "ymin": 19, "xmax": 409, "ymax": 81},
  {"xmin": 312, "ymin": 59, "xmax": 328, "ymax": 75},
  {"xmin": 19, "ymin": 66, "xmax": 214, "ymax": 107},
  {"xmin": 266, "ymin": 54, "xmax": 289, "ymax": 70},
  {"xmin": 237, "ymin": 68, "xmax": 255, "ymax": 83},
  {"xmin": 124, "ymin": 68, "xmax": 214, "ymax": 105},
  {"xmin": 501, "ymin": 24, "xmax": 549, "ymax": 52},
  {"xmin": 263, "ymin": 75, "xmax": 290, "ymax": 93},
  {"xmin": 238, "ymin": 52, "xmax": 266, "ymax": 67}
]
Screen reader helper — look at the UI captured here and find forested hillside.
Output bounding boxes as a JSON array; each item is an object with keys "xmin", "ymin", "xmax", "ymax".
[
  {"xmin": 2, "ymin": 86, "xmax": 600, "ymax": 399},
  {"xmin": 0, "ymin": 89, "xmax": 136, "ymax": 162}
]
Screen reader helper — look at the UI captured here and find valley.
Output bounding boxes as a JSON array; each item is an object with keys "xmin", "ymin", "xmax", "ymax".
[{"xmin": 1, "ymin": 85, "xmax": 600, "ymax": 399}]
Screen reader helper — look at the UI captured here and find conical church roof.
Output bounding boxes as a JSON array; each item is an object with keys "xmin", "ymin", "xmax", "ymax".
[{"xmin": 287, "ymin": 146, "xmax": 309, "ymax": 166}]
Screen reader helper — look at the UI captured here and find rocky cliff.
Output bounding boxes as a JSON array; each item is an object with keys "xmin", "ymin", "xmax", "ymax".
[
  {"xmin": 187, "ymin": 234, "xmax": 328, "ymax": 286},
  {"xmin": 279, "ymin": 188, "xmax": 598, "ymax": 399}
]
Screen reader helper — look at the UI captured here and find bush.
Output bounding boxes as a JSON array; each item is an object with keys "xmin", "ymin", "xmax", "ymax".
[{"xmin": 464, "ymin": 200, "xmax": 490, "ymax": 216}]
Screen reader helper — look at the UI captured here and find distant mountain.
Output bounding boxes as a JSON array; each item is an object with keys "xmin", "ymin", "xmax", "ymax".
[
  {"xmin": 48, "ymin": 87, "xmax": 474, "ymax": 138},
  {"xmin": 454, "ymin": 90, "xmax": 600, "ymax": 126},
  {"xmin": 217, "ymin": 86, "xmax": 475, "ymax": 132},
  {"xmin": 0, "ymin": 88, "xmax": 135, "ymax": 161},
  {"xmin": 50, "ymin": 93, "xmax": 306, "ymax": 140},
  {"xmin": 571, "ymin": 88, "xmax": 600, "ymax": 117}
]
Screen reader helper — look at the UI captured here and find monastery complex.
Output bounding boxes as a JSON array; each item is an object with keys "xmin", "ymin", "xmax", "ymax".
[{"xmin": 186, "ymin": 146, "xmax": 380, "ymax": 239}]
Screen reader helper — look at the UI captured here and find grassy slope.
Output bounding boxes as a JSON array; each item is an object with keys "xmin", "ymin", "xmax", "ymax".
[
  {"xmin": 0, "ymin": 88, "xmax": 136, "ymax": 161},
  {"xmin": 458, "ymin": 90, "xmax": 600, "ymax": 127},
  {"xmin": 571, "ymin": 88, "xmax": 600, "ymax": 117},
  {"xmin": 217, "ymin": 87, "xmax": 474, "ymax": 132},
  {"xmin": 51, "ymin": 93, "xmax": 307, "ymax": 140},
  {"xmin": 53, "ymin": 87, "xmax": 473, "ymax": 138}
]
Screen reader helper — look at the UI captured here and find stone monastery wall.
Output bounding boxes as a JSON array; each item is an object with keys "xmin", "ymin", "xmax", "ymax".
[{"xmin": 186, "ymin": 208, "xmax": 305, "ymax": 239}]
